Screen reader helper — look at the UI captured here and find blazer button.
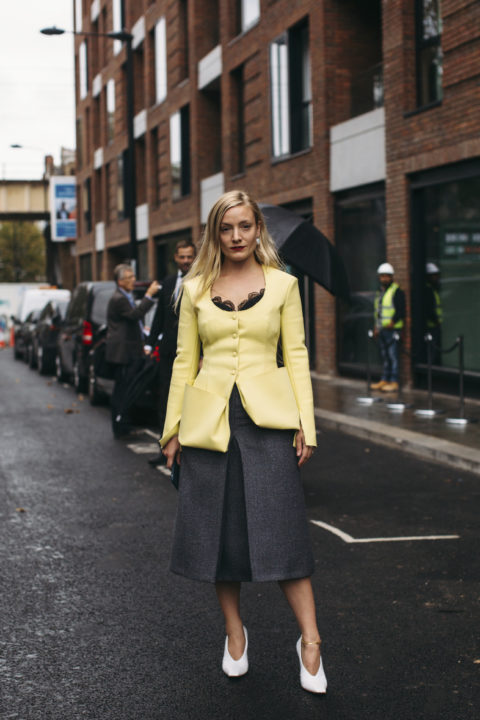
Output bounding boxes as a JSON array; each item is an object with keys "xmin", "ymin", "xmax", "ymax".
[
  {"xmin": 232, "ymin": 333, "xmax": 237, "ymax": 339},
  {"xmin": 231, "ymin": 370, "xmax": 236, "ymax": 375},
  {"xmin": 233, "ymin": 351, "xmax": 237, "ymax": 357}
]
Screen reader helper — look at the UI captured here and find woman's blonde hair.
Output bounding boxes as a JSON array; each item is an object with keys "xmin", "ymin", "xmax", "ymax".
[{"xmin": 183, "ymin": 190, "xmax": 283, "ymax": 297}]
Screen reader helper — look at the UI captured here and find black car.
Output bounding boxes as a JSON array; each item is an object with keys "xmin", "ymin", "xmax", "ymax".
[
  {"xmin": 56, "ymin": 281, "xmax": 116, "ymax": 393},
  {"xmin": 15, "ymin": 309, "xmax": 41, "ymax": 364},
  {"xmin": 32, "ymin": 300, "xmax": 70, "ymax": 375}
]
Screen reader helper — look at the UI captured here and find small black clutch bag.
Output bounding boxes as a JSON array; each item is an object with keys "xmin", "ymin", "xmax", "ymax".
[{"xmin": 170, "ymin": 459, "xmax": 180, "ymax": 490}]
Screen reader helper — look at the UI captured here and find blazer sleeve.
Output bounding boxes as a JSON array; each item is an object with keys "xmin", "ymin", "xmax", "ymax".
[
  {"xmin": 160, "ymin": 283, "xmax": 201, "ymax": 447},
  {"xmin": 146, "ymin": 292, "xmax": 164, "ymax": 346},
  {"xmin": 114, "ymin": 293, "xmax": 154, "ymax": 322},
  {"xmin": 280, "ymin": 278, "xmax": 317, "ymax": 447}
]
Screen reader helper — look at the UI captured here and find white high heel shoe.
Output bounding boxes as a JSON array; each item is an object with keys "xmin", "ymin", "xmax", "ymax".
[
  {"xmin": 222, "ymin": 626, "xmax": 248, "ymax": 677},
  {"xmin": 296, "ymin": 636, "xmax": 327, "ymax": 694}
]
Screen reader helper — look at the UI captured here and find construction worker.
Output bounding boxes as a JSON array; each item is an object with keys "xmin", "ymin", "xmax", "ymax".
[
  {"xmin": 371, "ymin": 262, "xmax": 406, "ymax": 392},
  {"xmin": 425, "ymin": 262, "xmax": 442, "ymax": 366}
]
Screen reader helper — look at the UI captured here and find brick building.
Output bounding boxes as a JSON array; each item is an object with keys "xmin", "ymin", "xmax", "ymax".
[{"xmin": 73, "ymin": 0, "xmax": 480, "ymax": 392}]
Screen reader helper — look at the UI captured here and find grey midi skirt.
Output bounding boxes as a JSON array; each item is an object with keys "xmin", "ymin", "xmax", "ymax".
[{"xmin": 170, "ymin": 386, "xmax": 315, "ymax": 583}]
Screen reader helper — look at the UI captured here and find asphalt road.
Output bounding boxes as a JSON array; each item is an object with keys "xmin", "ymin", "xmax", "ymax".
[{"xmin": 1, "ymin": 348, "xmax": 479, "ymax": 720}]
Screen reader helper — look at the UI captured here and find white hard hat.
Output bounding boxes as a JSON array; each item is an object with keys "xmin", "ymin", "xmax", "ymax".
[
  {"xmin": 377, "ymin": 262, "xmax": 394, "ymax": 275},
  {"xmin": 426, "ymin": 262, "xmax": 440, "ymax": 274}
]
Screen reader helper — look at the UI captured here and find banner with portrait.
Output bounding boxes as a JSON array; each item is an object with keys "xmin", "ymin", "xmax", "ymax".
[{"xmin": 50, "ymin": 176, "xmax": 77, "ymax": 241}]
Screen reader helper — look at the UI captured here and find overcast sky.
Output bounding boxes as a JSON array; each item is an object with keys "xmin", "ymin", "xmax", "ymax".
[{"xmin": 0, "ymin": 1, "xmax": 75, "ymax": 181}]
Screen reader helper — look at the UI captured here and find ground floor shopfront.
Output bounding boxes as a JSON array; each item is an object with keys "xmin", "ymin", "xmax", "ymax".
[{"xmin": 332, "ymin": 158, "xmax": 480, "ymax": 397}]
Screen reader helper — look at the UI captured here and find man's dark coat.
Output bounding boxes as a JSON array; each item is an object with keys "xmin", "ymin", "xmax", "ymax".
[{"xmin": 106, "ymin": 288, "xmax": 154, "ymax": 365}]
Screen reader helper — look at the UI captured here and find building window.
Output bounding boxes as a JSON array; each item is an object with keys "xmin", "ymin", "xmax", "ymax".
[
  {"xmin": 83, "ymin": 178, "xmax": 92, "ymax": 233},
  {"xmin": 106, "ymin": 79, "xmax": 115, "ymax": 143},
  {"xmin": 335, "ymin": 186, "xmax": 386, "ymax": 376},
  {"xmin": 75, "ymin": 0, "xmax": 82, "ymax": 32},
  {"xmin": 416, "ymin": 0, "xmax": 443, "ymax": 106},
  {"xmin": 76, "ymin": 117, "xmax": 83, "ymax": 170},
  {"xmin": 270, "ymin": 19, "xmax": 312, "ymax": 159},
  {"xmin": 231, "ymin": 65, "xmax": 245, "ymax": 175},
  {"xmin": 79, "ymin": 41, "xmax": 88, "ymax": 100},
  {"xmin": 117, "ymin": 153, "xmax": 127, "ymax": 221},
  {"xmin": 170, "ymin": 106, "xmax": 191, "ymax": 199},
  {"xmin": 151, "ymin": 128, "xmax": 160, "ymax": 207},
  {"xmin": 154, "ymin": 17, "xmax": 167, "ymax": 103},
  {"xmin": 240, "ymin": 0, "xmax": 260, "ymax": 33},
  {"xmin": 411, "ymin": 168, "xmax": 480, "ymax": 377},
  {"xmin": 93, "ymin": 96, "xmax": 100, "ymax": 149},
  {"xmin": 79, "ymin": 253, "xmax": 92, "ymax": 281},
  {"xmin": 112, "ymin": 0, "xmax": 126, "ymax": 54}
]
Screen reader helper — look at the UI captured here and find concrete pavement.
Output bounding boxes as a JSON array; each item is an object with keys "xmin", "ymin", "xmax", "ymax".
[{"xmin": 311, "ymin": 373, "xmax": 480, "ymax": 476}]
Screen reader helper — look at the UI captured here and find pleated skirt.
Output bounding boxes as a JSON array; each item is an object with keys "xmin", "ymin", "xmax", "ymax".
[{"xmin": 169, "ymin": 386, "xmax": 315, "ymax": 583}]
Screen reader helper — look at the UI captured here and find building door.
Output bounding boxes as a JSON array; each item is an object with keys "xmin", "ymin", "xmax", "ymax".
[{"xmin": 335, "ymin": 183, "xmax": 386, "ymax": 377}]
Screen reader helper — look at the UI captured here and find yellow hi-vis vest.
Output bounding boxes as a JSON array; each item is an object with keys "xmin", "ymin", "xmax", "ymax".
[
  {"xmin": 374, "ymin": 282, "xmax": 404, "ymax": 329},
  {"xmin": 426, "ymin": 284, "xmax": 443, "ymax": 328}
]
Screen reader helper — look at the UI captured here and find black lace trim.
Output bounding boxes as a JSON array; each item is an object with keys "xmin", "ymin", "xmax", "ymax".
[{"xmin": 212, "ymin": 288, "xmax": 265, "ymax": 312}]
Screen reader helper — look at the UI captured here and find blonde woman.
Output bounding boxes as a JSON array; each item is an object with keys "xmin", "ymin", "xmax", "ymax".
[{"xmin": 161, "ymin": 190, "xmax": 327, "ymax": 693}]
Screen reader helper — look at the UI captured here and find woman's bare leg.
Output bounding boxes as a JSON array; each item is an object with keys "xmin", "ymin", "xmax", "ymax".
[
  {"xmin": 215, "ymin": 581, "xmax": 246, "ymax": 660},
  {"xmin": 279, "ymin": 577, "xmax": 321, "ymax": 674}
]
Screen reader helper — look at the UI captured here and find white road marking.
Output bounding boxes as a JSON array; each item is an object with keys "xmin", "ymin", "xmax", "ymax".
[
  {"xmin": 126, "ymin": 442, "xmax": 161, "ymax": 454},
  {"xmin": 310, "ymin": 520, "xmax": 460, "ymax": 543}
]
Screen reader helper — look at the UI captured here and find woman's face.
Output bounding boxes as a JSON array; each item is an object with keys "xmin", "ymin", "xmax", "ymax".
[{"xmin": 218, "ymin": 204, "xmax": 259, "ymax": 264}]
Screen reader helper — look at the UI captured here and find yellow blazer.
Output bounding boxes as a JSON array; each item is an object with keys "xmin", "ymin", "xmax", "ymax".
[{"xmin": 160, "ymin": 265, "xmax": 317, "ymax": 451}]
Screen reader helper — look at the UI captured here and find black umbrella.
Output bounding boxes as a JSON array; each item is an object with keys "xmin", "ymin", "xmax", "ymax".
[{"xmin": 259, "ymin": 203, "xmax": 350, "ymax": 301}]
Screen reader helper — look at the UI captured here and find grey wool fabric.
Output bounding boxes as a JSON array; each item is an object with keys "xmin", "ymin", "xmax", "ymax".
[{"xmin": 170, "ymin": 386, "xmax": 315, "ymax": 583}]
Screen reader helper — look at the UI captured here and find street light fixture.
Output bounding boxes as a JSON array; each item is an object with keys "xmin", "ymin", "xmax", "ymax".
[{"xmin": 40, "ymin": 25, "xmax": 138, "ymax": 271}]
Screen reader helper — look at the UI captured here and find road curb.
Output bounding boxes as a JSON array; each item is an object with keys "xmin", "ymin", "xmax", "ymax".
[{"xmin": 314, "ymin": 407, "xmax": 480, "ymax": 477}]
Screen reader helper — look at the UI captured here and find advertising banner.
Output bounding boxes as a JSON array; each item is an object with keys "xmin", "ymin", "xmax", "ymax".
[{"xmin": 50, "ymin": 176, "xmax": 77, "ymax": 241}]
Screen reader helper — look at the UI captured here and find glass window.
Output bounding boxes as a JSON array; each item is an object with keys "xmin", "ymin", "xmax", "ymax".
[
  {"xmin": 79, "ymin": 255, "xmax": 92, "ymax": 282},
  {"xmin": 83, "ymin": 178, "xmax": 91, "ymax": 233},
  {"xmin": 75, "ymin": 0, "xmax": 82, "ymax": 32},
  {"xmin": 416, "ymin": 0, "xmax": 443, "ymax": 106},
  {"xmin": 117, "ymin": 153, "xmax": 126, "ymax": 220},
  {"xmin": 91, "ymin": 287, "xmax": 114, "ymax": 326},
  {"xmin": 112, "ymin": 0, "xmax": 125, "ymax": 55},
  {"xmin": 412, "ymin": 175, "xmax": 480, "ymax": 374},
  {"xmin": 79, "ymin": 41, "xmax": 88, "ymax": 100},
  {"xmin": 170, "ymin": 106, "xmax": 190, "ymax": 199},
  {"xmin": 76, "ymin": 117, "xmax": 83, "ymax": 169},
  {"xmin": 241, "ymin": 0, "xmax": 260, "ymax": 32},
  {"xmin": 335, "ymin": 190, "xmax": 386, "ymax": 374},
  {"xmin": 154, "ymin": 17, "xmax": 167, "ymax": 103},
  {"xmin": 270, "ymin": 19, "xmax": 312, "ymax": 159},
  {"xmin": 106, "ymin": 79, "xmax": 115, "ymax": 143}
]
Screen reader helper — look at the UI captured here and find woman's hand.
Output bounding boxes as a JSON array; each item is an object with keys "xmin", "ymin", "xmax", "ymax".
[
  {"xmin": 162, "ymin": 435, "xmax": 181, "ymax": 469},
  {"xmin": 295, "ymin": 428, "xmax": 314, "ymax": 468}
]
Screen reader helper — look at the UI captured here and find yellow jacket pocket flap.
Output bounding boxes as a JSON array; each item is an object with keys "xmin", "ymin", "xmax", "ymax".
[
  {"xmin": 179, "ymin": 384, "xmax": 230, "ymax": 452},
  {"xmin": 238, "ymin": 367, "xmax": 300, "ymax": 431}
]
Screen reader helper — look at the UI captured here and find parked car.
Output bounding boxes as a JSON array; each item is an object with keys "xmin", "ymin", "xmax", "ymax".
[
  {"xmin": 31, "ymin": 298, "xmax": 70, "ymax": 375},
  {"xmin": 15, "ymin": 308, "xmax": 41, "ymax": 363},
  {"xmin": 87, "ymin": 281, "xmax": 157, "ymax": 408},
  {"xmin": 13, "ymin": 287, "xmax": 71, "ymax": 360},
  {"xmin": 56, "ymin": 281, "xmax": 116, "ymax": 393}
]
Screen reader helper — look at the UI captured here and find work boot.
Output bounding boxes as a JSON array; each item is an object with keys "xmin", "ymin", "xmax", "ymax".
[
  {"xmin": 370, "ymin": 380, "xmax": 387, "ymax": 390},
  {"xmin": 381, "ymin": 382, "xmax": 399, "ymax": 392}
]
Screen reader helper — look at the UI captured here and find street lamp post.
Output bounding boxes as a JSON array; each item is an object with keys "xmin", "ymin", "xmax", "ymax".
[{"xmin": 40, "ymin": 26, "xmax": 138, "ymax": 272}]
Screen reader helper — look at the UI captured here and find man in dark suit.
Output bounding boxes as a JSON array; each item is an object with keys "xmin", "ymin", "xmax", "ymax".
[
  {"xmin": 146, "ymin": 240, "xmax": 196, "ymax": 465},
  {"xmin": 106, "ymin": 264, "xmax": 160, "ymax": 437}
]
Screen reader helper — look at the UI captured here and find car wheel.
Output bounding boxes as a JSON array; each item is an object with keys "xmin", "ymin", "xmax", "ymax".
[
  {"xmin": 38, "ymin": 346, "xmax": 51, "ymax": 375},
  {"xmin": 73, "ymin": 358, "xmax": 88, "ymax": 394},
  {"xmin": 55, "ymin": 354, "xmax": 66, "ymax": 382},
  {"xmin": 29, "ymin": 343, "xmax": 37, "ymax": 369},
  {"xmin": 88, "ymin": 363, "xmax": 105, "ymax": 406}
]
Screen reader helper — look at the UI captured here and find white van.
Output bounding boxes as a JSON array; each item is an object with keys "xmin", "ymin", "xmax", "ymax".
[{"xmin": 16, "ymin": 288, "xmax": 71, "ymax": 323}]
